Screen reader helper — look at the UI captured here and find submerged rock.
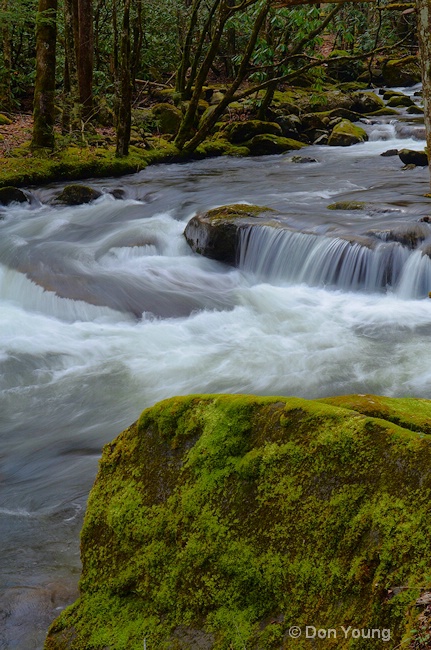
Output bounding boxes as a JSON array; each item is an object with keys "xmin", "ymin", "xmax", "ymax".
[
  {"xmin": 54, "ymin": 184, "xmax": 103, "ymax": 205},
  {"xmin": 45, "ymin": 393, "xmax": 431, "ymax": 649},
  {"xmin": 184, "ymin": 203, "xmax": 274, "ymax": 264}
]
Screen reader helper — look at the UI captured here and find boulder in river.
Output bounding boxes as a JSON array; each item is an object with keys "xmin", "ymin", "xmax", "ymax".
[
  {"xmin": 386, "ymin": 94, "xmax": 415, "ymax": 108},
  {"xmin": 328, "ymin": 119, "xmax": 368, "ymax": 146},
  {"xmin": 224, "ymin": 119, "xmax": 282, "ymax": 144},
  {"xmin": 45, "ymin": 393, "xmax": 431, "ymax": 650},
  {"xmin": 0, "ymin": 186, "xmax": 29, "ymax": 205},
  {"xmin": 245, "ymin": 134, "xmax": 306, "ymax": 156},
  {"xmin": 184, "ymin": 203, "xmax": 274, "ymax": 264},
  {"xmin": 398, "ymin": 149, "xmax": 428, "ymax": 167},
  {"xmin": 54, "ymin": 184, "xmax": 103, "ymax": 205}
]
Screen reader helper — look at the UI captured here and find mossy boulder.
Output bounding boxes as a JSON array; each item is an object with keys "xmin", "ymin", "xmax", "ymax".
[
  {"xmin": 386, "ymin": 94, "xmax": 415, "ymax": 108},
  {"xmin": 0, "ymin": 186, "xmax": 29, "ymax": 205},
  {"xmin": 382, "ymin": 55, "xmax": 422, "ymax": 87},
  {"xmin": 184, "ymin": 204, "xmax": 274, "ymax": 264},
  {"xmin": 54, "ymin": 184, "xmax": 103, "ymax": 205},
  {"xmin": 350, "ymin": 91, "xmax": 385, "ymax": 114},
  {"xmin": 224, "ymin": 120, "xmax": 282, "ymax": 144},
  {"xmin": 245, "ymin": 134, "xmax": 306, "ymax": 156},
  {"xmin": 326, "ymin": 49, "xmax": 366, "ymax": 81},
  {"xmin": 195, "ymin": 139, "xmax": 250, "ymax": 158},
  {"xmin": 151, "ymin": 103, "xmax": 182, "ymax": 134},
  {"xmin": 0, "ymin": 113, "xmax": 12, "ymax": 125},
  {"xmin": 45, "ymin": 393, "xmax": 431, "ymax": 650},
  {"xmin": 328, "ymin": 119, "xmax": 368, "ymax": 146},
  {"xmin": 406, "ymin": 105, "xmax": 424, "ymax": 115},
  {"xmin": 398, "ymin": 149, "xmax": 428, "ymax": 167}
]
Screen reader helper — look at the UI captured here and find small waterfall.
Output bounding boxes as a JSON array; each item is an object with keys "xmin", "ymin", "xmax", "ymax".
[{"xmin": 238, "ymin": 225, "xmax": 430, "ymax": 297}]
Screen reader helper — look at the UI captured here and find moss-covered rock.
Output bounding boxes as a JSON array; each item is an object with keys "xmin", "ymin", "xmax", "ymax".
[
  {"xmin": 245, "ymin": 134, "xmax": 306, "ymax": 156},
  {"xmin": 0, "ymin": 186, "xmax": 29, "ymax": 205},
  {"xmin": 54, "ymin": 184, "xmax": 103, "ymax": 205},
  {"xmin": 406, "ymin": 105, "xmax": 424, "ymax": 115},
  {"xmin": 327, "ymin": 200, "xmax": 367, "ymax": 210},
  {"xmin": 326, "ymin": 49, "xmax": 366, "ymax": 82},
  {"xmin": 386, "ymin": 94, "xmax": 415, "ymax": 108},
  {"xmin": 195, "ymin": 139, "xmax": 250, "ymax": 158},
  {"xmin": 398, "ymin": 149, "xmax": 428, "ymax": 167},
  {"xmin": 350, "ymin": 91, "xmax": 385, "ymax": 114},
  {"xmin": 184, "ymin": 204, "xmax": 274, "ymax": 264},
  {"xmin": 382, "ymin": 55, "xmax": 422, "ymax": 87},
  {"xmin": 224, "ymin": 120, "xmax": 282, "ymax": 144},
  {"xmin": 0, "ymin": 113, "xmax": 12, "ymax": 125},
  {"xmin": 151, "ymin": 103, "xmax": 182, "ymax": 134},
  {"xmin": 45, "ymin": 393, "xmax": 431, "ymax": 650},
  {"xmin": 328, "ymin": 119, "xmax": 368, "ymax": 146}
]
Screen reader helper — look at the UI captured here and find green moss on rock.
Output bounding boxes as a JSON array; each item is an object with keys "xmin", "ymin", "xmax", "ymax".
[
  {"xmin": 382, "ymin": 56, "xmax": 421, "ymax": 87},
  {"xmin": 151, "ymin": 103, "xmax": 182, "ymax": 135},
  {"xmin": 328, "ymin": 119, "xmax": 368, "ymax": 147},
  {"xmin": 54, "ymin": 184, "xmax": 102, "ymax": 205},
  {"xmin": 0, "ymin": 113, "xmax": 12, "ymax": 125},
  {"xmin": 45, "ymin": 393, "xmax": 431, "ymax": 649},
  {"xmin": 184, "ymin": 204, "xmax": 274, "ymax": 264},
  {"xmin": 327, "ymin": 201, "xmax": 367, "ymax": 210},
  {"xmin": 245, "ymin": 134, "xmax": 306, "ymax": 156},
  {"xmin": 224, "ymin": 120, "xmax": 282, "ymax": 144}
]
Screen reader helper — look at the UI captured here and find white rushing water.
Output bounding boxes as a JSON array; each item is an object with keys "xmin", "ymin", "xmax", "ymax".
[{"xmin": 1, "ymin": 95, "xmax": 431, "ymax": 648}]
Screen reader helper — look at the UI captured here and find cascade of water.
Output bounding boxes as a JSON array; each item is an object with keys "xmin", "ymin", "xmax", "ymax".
[{"xmin": 238, "ymin": 226, "xmax": 428, "ymax": 296}]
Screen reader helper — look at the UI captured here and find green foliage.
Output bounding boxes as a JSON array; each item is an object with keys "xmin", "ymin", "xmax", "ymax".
[{"xmin": 46, "ymin": 394, "xmax": 431, "ymax": 649}]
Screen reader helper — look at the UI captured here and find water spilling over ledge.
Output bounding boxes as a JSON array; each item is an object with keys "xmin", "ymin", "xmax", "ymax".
[{"xmin": 238, "ymin": 223, "xmax": 431, "ymax": 298}]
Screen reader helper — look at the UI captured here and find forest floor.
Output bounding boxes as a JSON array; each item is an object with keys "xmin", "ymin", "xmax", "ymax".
[{"xmin": 0, "ymin": 113, "xmax": 33, "ymax": 156}]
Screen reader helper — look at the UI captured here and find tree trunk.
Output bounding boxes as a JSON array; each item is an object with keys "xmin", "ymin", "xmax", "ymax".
[
  {"xmin": 416, "ymin": 0, "xmax": 431, "ymax": 185},
  {"xmin": 1, "ymin": 0, "xmax": 12, "ymax": 111},
  {"xmin": 63, "ymin": 0, "xmax": 81, "ymax": 133},
  {"xmin": 32, "ymin": 0, "xmax": 58, "ymax": 150},
  {"xmin": 77, "ymin": 0, "xmax": 94, "ymax": 121},
  {"xmin": 115, "ymin": 0, "xmax": 131, "ymax": 157}
]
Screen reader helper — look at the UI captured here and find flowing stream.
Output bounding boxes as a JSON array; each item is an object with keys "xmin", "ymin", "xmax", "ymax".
[{"xmin": 2, "ymin": 87, "xmax": 431, "ymax": 648}]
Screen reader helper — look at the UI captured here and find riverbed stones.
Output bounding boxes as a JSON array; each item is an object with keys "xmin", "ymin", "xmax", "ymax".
[
  {"xmin": 54, "ymin": 184, "xmax": 103, "ymax": 205},
  {"xmin": 327, "ymin": 119, "xmax": 368, "ymax": 146},
  {"xmin": 184, "ymin": 203, "xmax": 274, "ymax": 264}
]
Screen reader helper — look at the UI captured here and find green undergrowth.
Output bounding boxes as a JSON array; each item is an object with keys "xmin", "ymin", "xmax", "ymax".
[
  {"xmin": 45, "ymin": 394, "xmax": 431, "ymax": 649},
  {"xmin": 0, "ymin": 141, "xmax": 183, "ymax": 188}
]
